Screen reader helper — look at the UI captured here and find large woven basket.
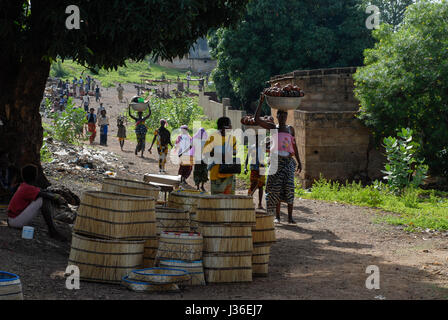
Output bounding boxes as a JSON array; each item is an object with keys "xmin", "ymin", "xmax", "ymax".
[
  {"xmin": 168, "ymin": 190, "xmax": 208, "ymax": 231},
  {"xmin": 265, "ymin": 95, "xmax": 303, "ymax": 111},
  {"xmin": 102, "ymin": 178, "xmax": 160, "ymax": 200},
  {"xmin": 156, "ymin": 231, "xmax": 203, "ymax": 262},
  {"xmin": 159, "ymin": 260, "xmax": 206, "ymax": 286},
  {"xmin": 195, "ymin": 195, "xmax": 256, "ymax": 226},
  {"xmin": 252, "ymin": 211, "xmax": 276, "ymax": 244},
  {"xmin": 0, "ymin": 272, "xmax": 23, "ymax": 300},
  {"xmin": 68, "ymin": 233, "xmax": 145, "ymax": 284},
  {"xmin": 143, "ymin": 237, "xmax": 159, "ymax": 268},
  {"xmin": 74, "ymin": 191, "xmax": 156, "ymax": 240},
  {"xmin": 198, "ymin": 224, "xmax": 253, "ymax": 255},
  {"xmin": 122, "ymin": 276, "xmax": 180, "ymax": 292},
  {"xmin": 252, "ymin": 244, "xmax": 271, "ymax": 277},
  {"xmin": 155, "ymin": 206, "xmax": 190, "ymax": 236},
  {"xmin": 129, "ymin": 268, "xmax": 190, "ymax": 285},
  {"xmin": 203, "ymin": 253, "xmax": 252, "ymax": 283}
]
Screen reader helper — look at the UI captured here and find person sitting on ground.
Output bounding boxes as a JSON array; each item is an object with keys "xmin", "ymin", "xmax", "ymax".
[
  {"xmin": 149, "ymin": 119, "xmax": 173, "ymax": 173},
  {"xmin": 97, "ymin": 109, "xmax": 109, "ymax": 146},
  {"xmin": 117, "ymin": 116, "xmax": 127, "ymax": 151},
  {"xmin": 7, "ymin": 165, "xmax": 67, "ymax": 241}
]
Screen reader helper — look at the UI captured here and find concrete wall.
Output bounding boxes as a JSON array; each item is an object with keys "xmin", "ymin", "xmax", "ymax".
[
  {"xmin": 158, "ymin": 58, "xmax": 217, "ymax": 74},
  {"xmin": 270, "ymin": 67, "xmax": 384, "ymax": 188},
  {"xmin": 199, "ymin": 92, "xmax": 245, "ymax": 130}
]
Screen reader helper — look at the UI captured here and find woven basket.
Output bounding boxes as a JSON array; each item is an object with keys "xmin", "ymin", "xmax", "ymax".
[
  {"xmin": 102, "ymin": 178, "xmax": 160, "ymax": 200},
  {"xmin": 156, "ymin": 231, "xmax": 203, "ymax": 262},
  {"xmin": 143, "ymin": 237, "xmax": 159, "ymax": 268},
  {"xmin": 203, "ymin": 253, "xmax": 252, "ymax": 283},
  {"xmin": 155, "ymin": 206, "xmax": 190, "ymax": 236},
  {"xmin": 168, "ymin": 191, "xmax": 208, "ymax": 232},
  {"xmin": 129, "ymin": 268, "xmax": 190, "ymax": 285},
  {"xmin": 159, "ymin": 260, "xmax": 205, "ymax": 286},
  {"xmin": 122, "ymin": 276, "xmax": 180, "ymax": 292},
  {"xmin": 195, "ymin": 195, "xmax": 256, "ymax": 226},
  {"xmin": 68, "ymin": 233, "xmax": 145, "ymax": 284},
  {"xmin": 0, "ymin": 272, "xmax": 23, "ymax": 300},
  {"xmin": 198, "ymin": 224, "xmax": 253, "ymax": 255},
  {"xmin": 252, "ymin": 211, "xmax": 276, "ymax": 244},
  {"xmin": 74, "ymin": 191, "xmax": 156, "ymax": 240},
  {"xmin": 252, "ymin": 244, "xmax": 271, "ymax": 277}
]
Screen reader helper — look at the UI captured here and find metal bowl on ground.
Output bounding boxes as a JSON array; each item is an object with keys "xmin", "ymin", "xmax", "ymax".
[{"xmin": 265, "ymin": 95, "xmax": 303, "ymax": 111}]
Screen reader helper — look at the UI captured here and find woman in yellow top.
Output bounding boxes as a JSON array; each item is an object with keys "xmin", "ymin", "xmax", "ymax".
[{"xmin": 203, "ymin": 117, "xmax": 238, "ymax": 195}]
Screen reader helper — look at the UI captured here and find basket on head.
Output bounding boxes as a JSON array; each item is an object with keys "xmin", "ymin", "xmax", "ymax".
[
  {"xmin": 0, "ymin": 271, "xmax": 23, "ymax": 300},
  {"xmin": 74, "ymin": 191, "xmax": 156, "ymax": 240}
]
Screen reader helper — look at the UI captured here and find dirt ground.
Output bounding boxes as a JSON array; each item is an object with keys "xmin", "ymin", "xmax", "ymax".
[{"xmin": 1, "ymin": 83, "xmax": 448, "ymax": 300}]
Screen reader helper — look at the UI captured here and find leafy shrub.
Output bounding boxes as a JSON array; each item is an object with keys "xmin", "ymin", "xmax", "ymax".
[
  {"xmin": 354, "ymin": 1, "xmax": 448, "ymax": 176},
  {"xmin": 51, "ymin": 61, "xmax": 69, "ymax": 78},
  {"xmin": 382, "ymin": 128, "xmax": 428, "ymax": 193},
  {"xmin": 51, "ymin": 98, "xmax": 87, "ymax": 144}
]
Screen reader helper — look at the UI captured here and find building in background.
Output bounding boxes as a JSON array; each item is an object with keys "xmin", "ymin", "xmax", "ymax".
[{"xmin": 157, "ymin": 37, "xmax": 217, "ymax": 74}]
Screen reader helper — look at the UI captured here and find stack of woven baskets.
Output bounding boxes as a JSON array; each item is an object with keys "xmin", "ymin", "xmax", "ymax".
[
  {"xmin": 194, "ymin": 195, "xmax": 257, "ymax": 283},
  {"xmin": 251, "ymin": 210, "xmax": 276, "ymax": 277},
  {"xmin": 67, "ymin": 178, "xmax": 160, "ymax": 284}
]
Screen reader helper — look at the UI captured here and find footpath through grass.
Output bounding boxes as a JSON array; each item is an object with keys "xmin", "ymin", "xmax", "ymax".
[
  {"xmin": 296, "ymin": 178, "xmax": 448, "ymax": 232},
  {"xmin": 51, "ymin": 59, "xmax": 189, "ymax": 88}
]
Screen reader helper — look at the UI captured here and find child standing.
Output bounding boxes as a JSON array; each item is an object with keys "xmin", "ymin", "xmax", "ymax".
[
  {"xmin": 244, "ymin": 136, "xmax": 269, "ymax": 209},
  {"xmin": 117, "ymin": 116, "xmax": 127, "ymax": 151},
  {"xmin": 98, "ymin": 110, "xmax": 109, "ymax": 146}
]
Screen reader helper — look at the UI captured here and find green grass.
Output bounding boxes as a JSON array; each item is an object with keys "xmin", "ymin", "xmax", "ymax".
[
  {"xmin": 51, "ymin": 59, "xmax": 190, "ymax": 88},
  {"xmin": 297, "ymin": 177, "xmax": 448, "ymax": 232}
]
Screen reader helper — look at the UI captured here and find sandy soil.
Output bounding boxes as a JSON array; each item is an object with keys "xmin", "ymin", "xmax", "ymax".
[{"xmin": 1, "ymin": 82, "xmax": 447, "ymax": 300}]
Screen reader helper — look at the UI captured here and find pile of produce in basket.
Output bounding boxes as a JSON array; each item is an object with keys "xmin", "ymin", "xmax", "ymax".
[
  {"xmin": 264, "ymin": 83, "xmax": 304, "ymax": 97},
  {"xmin": 241, "ymin": 115, "xmax": 275, "ymax": 126}
]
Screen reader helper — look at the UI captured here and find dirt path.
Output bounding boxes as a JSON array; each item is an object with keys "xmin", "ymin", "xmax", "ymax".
[{"xmin": 1, "ymin": 82, "xmax": 447, "ymax": 300}]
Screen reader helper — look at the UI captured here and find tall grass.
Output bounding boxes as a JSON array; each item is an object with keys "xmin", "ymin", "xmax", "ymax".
[{"xmin": 303, "ymin": 177, "xmax": 448, "ymax": 231}]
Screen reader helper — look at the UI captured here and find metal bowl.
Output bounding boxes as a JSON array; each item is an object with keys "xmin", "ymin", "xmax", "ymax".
[
  {"xmin": 265, "ymin": 95, "xmax": 303, "ymax": 111},
  {"xmin": 130, "ymin": 102, "xmax": 149, "ymax": 112}
]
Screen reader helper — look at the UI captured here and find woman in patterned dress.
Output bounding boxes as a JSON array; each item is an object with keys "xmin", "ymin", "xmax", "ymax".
[{"xmin": 254, "ymin": 94, "xmax": 302, "ymax": 224}]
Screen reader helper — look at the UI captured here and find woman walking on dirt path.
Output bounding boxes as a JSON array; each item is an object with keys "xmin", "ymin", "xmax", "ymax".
[
  {"xmin": 254, "ymin": 94, "xmax": 302, "ymax": 224},
  {"xmin": 117, "ymin": 116, "xmax": 127, "ymax": 151},
  {"xmin": 203, "ymin": 117, "xmax": 238, "ymax": 195},
  {"xmin": 192, "ymin": 127, "xmax": 209, "ymax": 191},
  {"xmin": 149, "ymin": 119, "xmax": 173, "ymax": 174},
  {"xmin": 98, "ymin": 109, "xmax": 110, "ymax": 147},
  {"xmin": 175, "ymin": 125, "xmax": 194, "ymax": 184},
  {"xmin": 129, "ymin": 105, "xmax": 151, "ymax": 158},
  {"xmin": 117, "ymin": 84, "xmax": 124, "ymax": 103},
  {"xmin": 86, "ymin": 108, "xmax": 97, "ymax": 145}
]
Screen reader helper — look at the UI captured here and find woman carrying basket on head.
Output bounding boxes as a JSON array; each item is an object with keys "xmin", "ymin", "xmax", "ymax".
[
  {"xmin": 129, "ymin": 105, "xmax": 151, "ymax": 158},
  {"xmin": 254, "ymin": 94, "xmax": 302, "ymax": 224}
]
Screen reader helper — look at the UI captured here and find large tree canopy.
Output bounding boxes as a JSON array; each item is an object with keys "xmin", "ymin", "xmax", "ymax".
[
  {"xmin": 0, "ymin": 0, "xmax": 249, "ymax": 186},
  {"xmin": 208, "ymin": 0, "xmax": 375, "ymax": 111},
  {"xmin": 354, "ymin": 0, "xmax": 448, "ymax": 177}
]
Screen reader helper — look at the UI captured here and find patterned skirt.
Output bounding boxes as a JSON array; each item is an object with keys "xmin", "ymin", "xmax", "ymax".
[
  {"xmin": 194, "ymin": 163, "xmax": 209, "ymax": 185},
  {"xmin": 265, "ymin": 156, "xmax": 296, "ymax": 215},
  {"xmin": 211, "ymin": 176, "xmax": 235, "ymax": 195}
]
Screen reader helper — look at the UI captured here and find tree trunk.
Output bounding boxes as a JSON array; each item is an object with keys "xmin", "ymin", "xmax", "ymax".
[{"xmin": 0, "ymin": 53, "xmax": 51, "ymax": 188}]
